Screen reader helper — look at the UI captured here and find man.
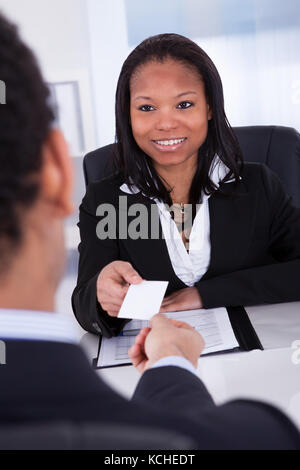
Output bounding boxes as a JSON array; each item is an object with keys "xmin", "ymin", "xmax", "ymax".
[{"xmin": 0, "ymin": 12, "xmax": 299, "ymax": 450}]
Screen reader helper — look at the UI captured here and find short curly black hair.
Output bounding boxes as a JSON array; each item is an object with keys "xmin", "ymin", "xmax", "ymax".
[{"xmin": 0, "ymin": 12, "xmax": 54, "ymax": 271}]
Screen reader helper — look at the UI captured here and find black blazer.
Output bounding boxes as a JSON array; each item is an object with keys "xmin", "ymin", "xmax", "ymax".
[
  {"xmin": 72, "ymin": 162, "xmax": 300, "ymax": 337},
  {"xmin": 0, "ymin": 339, "xmax": 299, "ymax": 449}
]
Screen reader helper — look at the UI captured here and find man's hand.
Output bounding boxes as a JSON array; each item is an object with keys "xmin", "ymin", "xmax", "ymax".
[
  {"xmin": 97, "ymin": 261, "xmax": 143, "ymax": 317},
  {"xmin": 159, "ymin": 287, "xmax": 203, "ymax": 313},
  {"xmin": 128, "ymin": 326, "xmax": 152, "ymax": 373},
  {"xmin": 128, "ymin": 313, "xmax": 205, "ymax": 374}
]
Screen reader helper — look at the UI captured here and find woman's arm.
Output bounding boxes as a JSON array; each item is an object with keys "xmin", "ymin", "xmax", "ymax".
[
  {"xmin": 197, "ymin": 164, "xmax": 300, "ymax": 308},
  {"xmin": 71, "ymin": 182, "xmax": 127, "ymax": 337}
]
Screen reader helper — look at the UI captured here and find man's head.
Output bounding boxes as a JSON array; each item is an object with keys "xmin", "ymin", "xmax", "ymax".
[{"xmin": 0, "ymin": 12, "xmax": 73, "ymax": 310}]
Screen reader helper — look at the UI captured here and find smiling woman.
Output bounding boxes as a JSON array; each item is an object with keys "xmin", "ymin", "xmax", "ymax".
[
  {"xmin": 129, "ymin": 59, "xmax": 212, "ymax": 187},
  {"xmin": 72, "ymin": 33, "xmax": 300, "ymax": 338},
  {"xmin": 114, "ymin": 34, "xmax": 242, "ymax": 208}
]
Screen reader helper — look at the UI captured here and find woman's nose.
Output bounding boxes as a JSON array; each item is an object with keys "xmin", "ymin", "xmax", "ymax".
[{"xmin": 155, "ymin": 111, "xmax": 178, "ymax": 131}]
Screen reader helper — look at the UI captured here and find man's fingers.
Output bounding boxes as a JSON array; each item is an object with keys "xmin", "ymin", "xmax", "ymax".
[
  {"xmin": 128, "ymin": 343, "xmax": 147, "ymax": 371},
  {"xmin": 128, "ymin": 343, "xmax": 140, "ymax": 359},
  {"xmin": 135, "ymin": 328, "xmax": 151, "ymax": 346},
  {"xmin": 135, "ymin": 332, "xmax": 146, "ymax": 347},
  {"xmin": 151, "ymin": 314, "xmax": 194, "ymax": 332},
  {"xmin": 128, "ymin": 344, "xmax": 141, "ymax": 365},
  {"xmin": 150, "ymin": 313, "xmax": 171, "ymax": 328},
  {"xmin": 168, "ymin": 319, "xmax": 194, "ymax": 330},
  {"xmin": 140, "ymin": 327, "xmax": 151, "ymax": 336}
]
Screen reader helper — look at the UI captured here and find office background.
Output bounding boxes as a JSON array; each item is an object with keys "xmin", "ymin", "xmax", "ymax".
[{"xmin": 0, "ymin": 0, "xmax": 299, "ymax": 316}]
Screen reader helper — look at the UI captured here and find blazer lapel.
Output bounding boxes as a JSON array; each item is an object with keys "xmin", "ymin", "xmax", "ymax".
[{"xmin": 203, "ymin": 182, "xmax": 258, "ymax": 279}]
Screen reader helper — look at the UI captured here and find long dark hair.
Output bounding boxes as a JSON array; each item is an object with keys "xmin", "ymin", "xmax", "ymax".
[{"xmin": 114, "ymin": 33, "xmax": 243, "ymax": 205}]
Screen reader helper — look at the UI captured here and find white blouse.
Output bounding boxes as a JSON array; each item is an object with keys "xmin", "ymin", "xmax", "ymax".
[{"xmin": 120, "ymin": 156, "xmax": 238, "ymax": 287}]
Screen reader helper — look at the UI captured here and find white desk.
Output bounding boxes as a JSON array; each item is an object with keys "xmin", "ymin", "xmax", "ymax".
[
  {"xmin": 246, "ymin": 301, "xmax": 300, "ymax": 349},
  {"xmin": 78, "ymin": 301, "xmax": 300, "ymax": 429}
]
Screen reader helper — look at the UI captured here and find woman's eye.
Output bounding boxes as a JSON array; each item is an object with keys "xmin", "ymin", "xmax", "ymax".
[
  {"xmin": 139, "ymin": 105, "xmax": 155, "ymax": 112},
  {"xmin": 177, "ymin": 101, "xmax": 193, "ymax": 109}
]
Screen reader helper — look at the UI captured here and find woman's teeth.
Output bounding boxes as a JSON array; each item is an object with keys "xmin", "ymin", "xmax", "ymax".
[{"xmin": 154, "ymin": 138, "xmax": 186, "ymax": 146}]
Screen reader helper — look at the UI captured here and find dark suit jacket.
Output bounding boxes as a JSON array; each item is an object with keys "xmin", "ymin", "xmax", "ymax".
[
  {"xmin": 0, "ymin": 339, "xmax": 299, "ymax": 449},
  {"xmin": 72, "ymin": 162, "xmax": 300, "ymax": 337}
]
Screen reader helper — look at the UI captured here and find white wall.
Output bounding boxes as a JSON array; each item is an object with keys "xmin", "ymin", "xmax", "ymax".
[
  {"xmin": 0, "ymin": 0, "xmax": 100, "ymax": 255},
  {"xmin": 193, "ymin": 27, "xmax": 300, "ymax": 129},
  {"xmin": 0, "ymin": 0, "xmax": 91, "ymax": 75},
  {"xmin": 0, "ymin": 0, "xmax": 97, "ymax": 154},
  {"xmin": 86, "ymin": 0, "xmax": 130, "ymax": 147},
  {"xmin": 1, "ymin": 0, "xmax": 299, "ymax": 148},
  {"xmin": 0, "ymin": 0, "xmax": 131, "ymax": 150}
]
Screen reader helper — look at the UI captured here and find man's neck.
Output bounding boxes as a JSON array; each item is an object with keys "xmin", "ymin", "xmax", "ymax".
[
  {"xmin": 0, "ymin": 278, "xmax": 55, "ymax": 312},
  {"xmin": 0, "ymin": 251, "xmax": 56, "ymax": 313}
]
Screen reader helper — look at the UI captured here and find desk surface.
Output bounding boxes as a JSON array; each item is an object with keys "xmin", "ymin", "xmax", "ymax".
[{"xmin": 77, "ymin": 301, "xmax": 300, "ymax": 429}]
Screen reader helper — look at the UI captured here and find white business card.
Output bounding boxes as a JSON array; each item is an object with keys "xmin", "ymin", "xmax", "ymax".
[{"xmin": 118, "ymin": 280, "xmax": 169, "ymax": 320}]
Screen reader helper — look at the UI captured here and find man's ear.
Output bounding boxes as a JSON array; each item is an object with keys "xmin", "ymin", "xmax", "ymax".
[{"xmin": 40, "ymin": 129, "xmax": 74, "ymax": 217}]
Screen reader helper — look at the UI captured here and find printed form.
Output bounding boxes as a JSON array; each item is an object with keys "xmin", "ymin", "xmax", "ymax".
[{"xmin": 97, "ymin": 307, "xmax": 239, "ymax": 368}]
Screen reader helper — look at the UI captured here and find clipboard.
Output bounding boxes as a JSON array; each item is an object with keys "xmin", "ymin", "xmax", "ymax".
[
  {"xmin": 227, "ymin": 306, "xmax": 263, "ymax": 351},
  {"xmin": 93, "ymin": 306, "xmax": 263, "ymax": 370}
]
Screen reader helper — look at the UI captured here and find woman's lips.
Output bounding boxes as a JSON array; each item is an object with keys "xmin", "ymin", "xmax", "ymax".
[{"xmin": 151, "ymin": 137, "xmax": 187, "ymax": 152}]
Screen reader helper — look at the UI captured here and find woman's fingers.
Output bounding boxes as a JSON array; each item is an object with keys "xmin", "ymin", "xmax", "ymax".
[
  {"xmin": 161, "ymin": 293, "xmax": 178, "ymax": 305},
  {"xmin": 97, "ymin": 281, "xmax": 129, "ymax": 316},
  {"xmin": 106, "ymin": 310, "xmax": 119, "ymax": 317},
  {"xmin": 97, "ymin": 261, "xmax": 143, "ymax": 317},
  {"xmin": 159, "ymin": 303, "xmax": 181, "ymax": 313},
  {"xmin": 112, "ymin": 261, "xmax": 143, "ymax": 285},
  {"xmin": 99, "ymin": 278, "xmax": 129, "ymax": 299}
]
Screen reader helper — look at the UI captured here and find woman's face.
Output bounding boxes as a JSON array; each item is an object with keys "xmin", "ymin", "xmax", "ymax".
[{"xmin": 130, "ymin": 58, "xmax": 212, "ymax": 171}]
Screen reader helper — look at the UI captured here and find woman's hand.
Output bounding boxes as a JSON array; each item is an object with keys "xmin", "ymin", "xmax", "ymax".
[
  {"xmin": 97, "ymin": 261, "xmax": 143, "ymax": 317},
  {"xmin": 159, "ymin": 287, "xmax": 203, "ymax": 313}
]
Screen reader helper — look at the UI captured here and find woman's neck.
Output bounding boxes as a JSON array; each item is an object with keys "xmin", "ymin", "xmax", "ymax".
[{"xmin": 154, "ymin": 159, "xmax": 197, "ymax": 204}]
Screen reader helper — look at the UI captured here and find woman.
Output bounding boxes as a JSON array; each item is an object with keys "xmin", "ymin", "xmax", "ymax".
[{"xmin": 72, "ymin": 33, "xmax": 300, "ymax": 337}]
